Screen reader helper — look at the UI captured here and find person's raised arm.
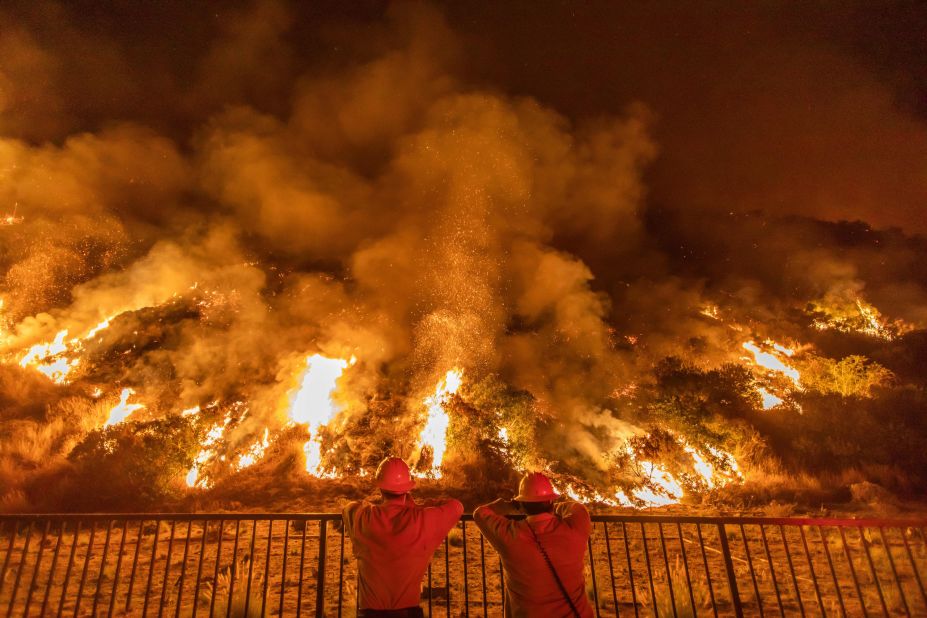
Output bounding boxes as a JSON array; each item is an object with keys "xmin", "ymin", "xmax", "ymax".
[
  {"xmin": 422, "ymin": 496, "xmax": 464, "ymax": 542},
  {"xmin": 554, "ymin": 500, "xmax": 591, "ymax": 535},
  {"xmin": 473, "ymin": 498, "xmax": 518, "ymax": 545}
]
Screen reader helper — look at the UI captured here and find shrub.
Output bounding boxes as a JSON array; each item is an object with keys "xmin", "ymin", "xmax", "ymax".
[{"xmin": 65, "ymin": 415, "xmax": 199, "ymax": 509}]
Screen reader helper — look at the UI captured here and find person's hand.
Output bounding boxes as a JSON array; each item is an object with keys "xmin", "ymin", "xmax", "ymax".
[{"xmin": 488, "ymin": 498, "xmax": 517, "ymax": 514}]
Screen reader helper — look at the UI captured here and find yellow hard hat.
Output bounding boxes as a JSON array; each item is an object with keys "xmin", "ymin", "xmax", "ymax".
[
  {"xmin": 375, "ymin": 457, "xmax": 416, "ymax": 493},
  {"xmin": 514, "ymin": 472, "xmax": 559, "ymax": 502}
]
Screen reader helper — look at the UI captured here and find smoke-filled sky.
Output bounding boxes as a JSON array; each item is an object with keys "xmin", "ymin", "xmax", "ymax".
[{"xmin": 2, "ymin": 0, "xmax": 927, "ymax": 491}]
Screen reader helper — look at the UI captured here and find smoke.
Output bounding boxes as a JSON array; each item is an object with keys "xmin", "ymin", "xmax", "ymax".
[{"xmin": 1, "ymin": 0, "xmax": 927, "ymax": 506}]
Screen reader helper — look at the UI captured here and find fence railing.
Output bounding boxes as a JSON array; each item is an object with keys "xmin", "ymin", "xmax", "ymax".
[{"xmin": 1, "ymin": 513, "xmax": 925, "ymax": 617}]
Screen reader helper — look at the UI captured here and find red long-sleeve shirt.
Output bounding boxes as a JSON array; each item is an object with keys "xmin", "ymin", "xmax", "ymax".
[
  {"xmin": 474, "ymin": 500, "xmax": 595, "ymax": 618},
  {"xmin": 343, "ymin": 496, "xmax": 463, "ymax": 610}
]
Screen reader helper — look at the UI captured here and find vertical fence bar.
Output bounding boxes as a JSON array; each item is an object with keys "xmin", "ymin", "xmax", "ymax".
[
  {"xmin": 798, "ymin": 525, "xmax": 826, "ymax": 616},
  {"xmin": 877, "ymin": 527, "xmax": 909, "ymax": 616},
  {"xmin": 243, "ymin": 520, "xmax": 257, "ymax": 618},
  {"xmin": 858, "ymin": 527, "xmax": 890, "ymax": 617},
  {"xmin": 192, "ymin": 520, "xmax": 209, "ymax": 618},
  {"xmin": 92, "ymin": 519, "xmax": 115, "ymax": 617},
  {"xmin": 262, "ymin": 520, "xmax": 273, "ymax": 618},
  {"xmin": 716, "ymin": 522, "xmax": 744, "ymax": 618},
  {"xmin": 499, "ymin": 556, "xmax": 506, "ymax": 615},
  {"xmin": 695, "ymin": 524, "xmax": 718, "ymax": 618},
  {"xmin": 39, "ymin": 520, "xmax": 65, "ymax": 618},
  {"xmin": 657, "ymin": 523, "xmax": 677, "ymax": 618},
  {"xmin": 759, "ymin": 525, "xmax": 785, "ymax": 618},
  {"xmin": 175, "ymin": 519, "xmax": 194, "ymax": 618},
  {"xmin": 316, "ymin": 519, "xmax": 328, "ymax": 618},
  {"xmin": 157, "ymin": 520, "xmax": 177, "ymax": 618},
  {"xmin": 337, "ymin": 524, "xmax": 345, "ymax": 618},
  {"xmin": 143, "ymin": 520, "xmax": 163, "ymax": 618},
  {"xmin": 279, "ymin": 520, "xmax": 289, "ymax": 617},
  {"xmin": 461, "ymin": 521, "xmax": 470, "ymax": 618},
  {"xmin": 57, "ymin": 520, "xmax": 82, "ymax": 618},
  {"xmin": 0, "ymin": 522, "xmax": 15, "ymax": 597},
  {"xmin": 675, "ymin": 523, "xmax": 695, "ymax": 616},
  {"xmin": 639, "ymin": 522, "xmax": 657, "ymax": 618},
  {"xmin": 838, "ymin": 526, "xmax": 868, "ymax": 617},
  {"xmin": 779, "ymin": 525, "xmax": 805, "ymax": 617},
  {"xmin": 126, "ymin": 519, "xmax": 145, "ymax": 613},
  {"xmin": 74, "ymin": 520, "xmax": 97, "ymax": 618},
  {"xmin": 622, "ymin": 522, "xmax": 640, "ymax": 618},
  {"xmin": 816, "ymin": 526, "xmax": 846, "ymax": 617},
  {"xmin": 445, "ymin": 537, "xmax": 452, "ymax": 616},
  {"xmin": 603, "ymin": 523, "xmax": 620, "ymax": 615},
  {"xmin": 479, "ymin": 532, "xmax": 488, "ymax": 617},
  {"xmin": 738, "ymin": 524, "xmax": 763, "ymax": 617},
  {"xmin": 209, "ymin": 520, "xmax": 225, "ymax": 618},
  {"xmin": 6, "ymin": 521, "xmax": 32, "ymax": 618},
  {"xmin": 23, "ymin": 519, "xmax": 51, "ymax": 618},
  {"xmin": 108, "ymin": 519, "xmax": 129, "ymax": 618},
  {"xmin": 900, "ymin": 527, "xmax": 927, "ymax": 610},
  {"xmin": 427, "ymin": 562, "xmax": 433, "ymax": 616},
  {"xmin": 226, "ymin": 519, "xmax": 241, "ymax": 618},
  {"xmin": 296, "ymin": 521, "xmax": 307, "ymax": 616},
  {"xmin": 587, "ymin": 536, "xmax": 601, "ymax": 618}
]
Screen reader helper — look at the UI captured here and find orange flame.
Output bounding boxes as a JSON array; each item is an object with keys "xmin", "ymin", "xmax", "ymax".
[
  {"xmin": 416, "ymin": 368, "xmax": 463, "ymax": 478},
  {"xmin": 287, "ymin": 353, "xmax": 352, "ymax": 475},
  {"xmin": 104, "ymin": 388, "xmax": 144, "ymax": 426},
  {"xmin": 742, "ymin": 340, "xmax": 801, "ymax": 387}
]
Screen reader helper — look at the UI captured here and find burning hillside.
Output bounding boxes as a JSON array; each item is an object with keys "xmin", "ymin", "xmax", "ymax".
[{"xmin": 1, "ymin": 2, "xmax": 927, "ymax": 513}]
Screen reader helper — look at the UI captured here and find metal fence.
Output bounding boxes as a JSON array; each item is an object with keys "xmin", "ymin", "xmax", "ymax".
[{"xmin": 1, "ymin": 513, "xmax": 925, "ymax": 617}]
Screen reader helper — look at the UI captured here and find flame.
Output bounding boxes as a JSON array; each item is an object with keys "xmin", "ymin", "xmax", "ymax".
[
  {"xmin": 633, "ymin": 461, "xmax": 683, "ymax": 506},
  {"xmin": 757, "ymin": 386, "xmax": 784, "ymax": 409},
  {"xmin": 811, "ymin": 298, "xmax": 912, "ymax": 341},
  {"xmin": 16, "ymin": 317, "xmax": 118, "ymax": 384},
  {"xmin": 287, "ymin": 353, "xmax": 352, "ymax": 475},
  {"xmin": 104, "ymin": 388, "xmax": 144, "ymax": 426},
  {"xmin": 185, "ymin": 412, "xmax": 232, "ymax": 488},
  {"xmin": 700, "ymin": 304, "xmax": 721, "ymax": 320},
  {"xmin": 683, "ymin": 443, "xmax": 742, "ymax": 488},
  {"xmin": 742, "ymin": 341, "xmax": 801, "ymax": 387},
  {"xmin": 237, "ymin": 427, "xmax": 270, "ymax": 469},
  {"xmin": 416, "ymin": 368, "xmax": 463, "ymax": 477}
]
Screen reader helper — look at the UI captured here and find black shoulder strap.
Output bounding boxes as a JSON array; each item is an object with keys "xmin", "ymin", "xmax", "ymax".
[{"xmin": 526, "ymin": 522, "xmax": 582, "ymax": 618}]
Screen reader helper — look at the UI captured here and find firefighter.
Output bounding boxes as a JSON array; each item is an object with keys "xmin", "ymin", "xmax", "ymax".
[
  {"xmin": 474, "ymin": 472, "xmax": 594, "ymax": 618},
  {"xmin": 343, "ymin": 456, "xmax": 464, "ymax": 618}
]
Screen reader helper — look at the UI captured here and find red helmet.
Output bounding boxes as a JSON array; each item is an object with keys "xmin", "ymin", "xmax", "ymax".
[
  {"xmin": 515, "ymin": 472, "xmax": 559, "ymax": 502},
  {"xmin": 375, "ymin": 457, "xmax": 416, "ymax": 493}
]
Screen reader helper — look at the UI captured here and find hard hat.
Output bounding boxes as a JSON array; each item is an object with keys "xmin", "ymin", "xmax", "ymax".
[
  {"xmin": 375, "ymin": 457, "xmax": 416, "ymax": 493},
  {"xmin": 514, "ymin": 472, "xmax": 559, "ymax": 502}
]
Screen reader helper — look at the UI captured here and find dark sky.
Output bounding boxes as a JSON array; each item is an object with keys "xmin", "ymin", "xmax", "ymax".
[{"xmin": 3, "ymin": 0, "xmax": 927, "ymax": 232}]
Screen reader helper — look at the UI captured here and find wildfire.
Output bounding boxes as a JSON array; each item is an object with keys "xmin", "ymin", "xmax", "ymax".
[
  {"xmin": 756, "ymin": 387, "xmax": 784, "ymax": 409},
  {"xmin": 0, "ymin": 205, "xmax": 23, "ymax": 226},
  {"xmin": 104, "ymin": 388, "xmax": 145, "ymax": 426},
  {"xmin": 633, "ymin": 461, "xmax": 683, "ymax": 506},
  {"xmin": 742, "ymin": 340, "xmax": 801, "ymax": 387},
  {"xmin": 185, "ymin": 411, "xmax": 232, "ymax": 488},
  {"xmin": 416, "ymin": 368, "xmax": 463, "ymax": 477},
  {"xmin": 811, "ymin": 298, "xmax": 912, "ymax": 341},
  {"xmin": 15, "ymin": 316, "xmax": 117, "ymax": 384},
  {"xmin": 700, "ymin": 304, "xmax": 721, "ymax": 320},
  {"xmin": 287, "ymin": 353, "xmax": 352, "ymax": 475},
  {"xmin": 237, "ymin": 428, "xmax": 270, "ymax": 469}
]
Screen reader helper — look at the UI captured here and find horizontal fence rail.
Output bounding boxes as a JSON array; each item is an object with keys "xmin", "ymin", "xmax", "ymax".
[{"xmin": 0, "ymin": 513, "xmax": 925, "ymax": 617}]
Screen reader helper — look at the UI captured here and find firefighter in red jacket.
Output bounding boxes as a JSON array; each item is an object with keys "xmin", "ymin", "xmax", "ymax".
[
  {"xmin": 474, "ymin": 472, "xmax": 595, "ymax": 618},
  {"xmin": 343, "ymin": 457, "xmax": 463, "ymax": 618}
]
